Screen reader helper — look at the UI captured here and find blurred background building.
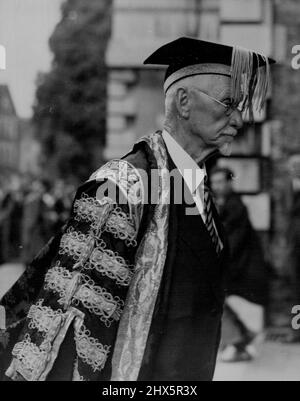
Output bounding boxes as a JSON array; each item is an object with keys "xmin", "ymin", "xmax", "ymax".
[
  {"xmin": 0, "ymin": 85, "xmax": 20, "ymax": 174},
  {"xmin": 0, "ymin": 85, "xmax": 40, "ymax": 178}
]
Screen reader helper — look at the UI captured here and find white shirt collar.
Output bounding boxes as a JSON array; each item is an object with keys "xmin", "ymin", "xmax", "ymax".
[{"xmin": 162, "ymin": 129, "xmax": 206, "ymax": 195}]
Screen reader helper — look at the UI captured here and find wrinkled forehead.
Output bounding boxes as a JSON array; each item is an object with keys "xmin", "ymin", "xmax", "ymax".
[
  {"xmin": 204, "ymin": 75, "xmax": 246, "ymax": 102},
  {"xmin": 164, "ymin": 63, "xmax": 231, "ymax": 93},
  {"xmin": 205, "ymin": 74, "xmax": 232, "ymax": 96},
  {"xmin": 185, "ymin": 74, "xmax": 232, "ymax": 97}
]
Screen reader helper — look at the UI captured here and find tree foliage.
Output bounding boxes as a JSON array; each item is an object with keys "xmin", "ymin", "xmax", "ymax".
[{"xmin": 33, "ymin": 0, "xmax": 112, "ymax": 182}]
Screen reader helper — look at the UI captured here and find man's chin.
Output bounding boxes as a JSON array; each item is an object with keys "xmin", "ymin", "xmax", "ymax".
[{"xmin": 219, "ymin": 142, "xmax": 233, "ymax": 156}]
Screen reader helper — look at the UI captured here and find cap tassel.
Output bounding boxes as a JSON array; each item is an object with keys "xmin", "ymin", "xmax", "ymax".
[{"xmin": 231, "ymin": 46, "xmax": 271, "ymax": 122}]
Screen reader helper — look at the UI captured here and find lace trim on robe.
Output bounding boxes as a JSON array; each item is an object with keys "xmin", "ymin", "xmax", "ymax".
[
  {"xmin": 27, "ymin": 300, "xmax": 64, "ymax": 338},
  {"xmin": 74, "ymin": 195, "xmax": 115, "ymax": 232},
  {"xmin": 6, "ymin": 307, "xmax": 85, "ymax": 381},
  {"xmin": 104, "ymin": 207, "xmax": 137, "ymax": 247},
  {"xmin": 59, "ymin": 228, "xmax": 95, "ymax": 264},
  {"xmin": 44, "ymin": 264, "xmax": 124, "ymax": 327},
  {"xmin": 73, "ymin": 274, "xmax": 124, "ymax": 327},
  {"xmin": 74, "ymin": 324, "xmax": 110, "ymax": 373},
  {"xmin": 85, "ymin": 238, "xmax": 134, "ymax": 287},
  {"xmin": 10, "ymin": 334, "xmax": 50, "ymax": 381}
]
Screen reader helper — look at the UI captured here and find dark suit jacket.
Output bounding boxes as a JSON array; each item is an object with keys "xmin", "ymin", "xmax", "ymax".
[{"xmin": 219, "ymin": 192, "xmax": 268, "ymax": 305}]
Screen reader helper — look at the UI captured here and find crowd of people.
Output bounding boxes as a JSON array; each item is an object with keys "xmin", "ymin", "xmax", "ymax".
[{"xmin": 0, "ymin": 174, "xmax": 75, "ymax": 266}]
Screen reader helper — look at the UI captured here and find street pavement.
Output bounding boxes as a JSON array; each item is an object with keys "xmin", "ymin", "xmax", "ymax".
[
  {"xmin": 214, "ymin": 341, "xmax": 300, "ymax": 381},
  {"xmin": 1, "ymin": 263, "xmax": 300, "ymax": 381},
  {"xmin": 0, "ymin": 263, "xmax": 25, "ymax": 300}
]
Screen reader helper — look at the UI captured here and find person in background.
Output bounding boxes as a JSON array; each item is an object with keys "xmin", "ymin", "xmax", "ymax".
[
  {"xmin": 0, "ymin": 176, "xmax": 24, "ymax": 263},
  {"xmin": 50, "ymin": 180, "xmax": 71, "ymax": 234},
  {"xmin": 0, "ymin": 176, "xmax": 7, "ymax": 265},
  {"xmin": 21, "ymin": 180, "xmax": 50, "ymax": 265},
  {"xmin": 211, "ymin": 167, "xmax": 269, "ymax": 362}
]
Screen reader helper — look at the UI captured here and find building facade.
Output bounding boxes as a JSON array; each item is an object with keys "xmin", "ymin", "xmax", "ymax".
[
  {"xmin": 0, "ymin": 85, "xmax": 40, "ymax": 177},
  {"xmin": 105, "ymin": 0, "xmax": 220, "ymax": 159},
  {"xmin": 0, "ymin": 84, "xmax": 20, "ymax": 174}
]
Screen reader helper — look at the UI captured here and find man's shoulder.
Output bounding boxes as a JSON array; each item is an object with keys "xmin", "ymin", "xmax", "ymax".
[
  {"xmin": 74, "ymin": 137, "xmax": 153, "ymax": 204},
  {"xmin": 92, "ymin": 145, "xmax": 150, "ymax": 182},
  {"xmin": 77, "ymin": 131, "xmax": 166, "ymax": 202},
  {"xmin": 91, "ymin": 130, "xmax": 165, "ymax": 182},
  {"xmin": 123, "ymin": 147, "xmax": 150, "ymax": 172}
]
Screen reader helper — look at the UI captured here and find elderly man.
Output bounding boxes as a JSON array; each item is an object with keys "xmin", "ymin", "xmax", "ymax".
[{"xmin": 0, "ymin": 37, "xmax": 274, "ymax": 381}]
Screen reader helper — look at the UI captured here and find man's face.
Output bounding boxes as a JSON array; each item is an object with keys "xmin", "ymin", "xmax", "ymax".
[
  {"xmin": 211, "ymin": 172, "xmax": 232, "ymax": 198},
  {"xmin": 187, "ymin": 76, "xmax": 244, "ymax": 156}
]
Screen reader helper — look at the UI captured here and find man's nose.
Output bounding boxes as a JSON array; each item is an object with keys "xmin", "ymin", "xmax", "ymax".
[{"xmin": 230, "ymin": 109, "xmax": 244, "ymax": 130}]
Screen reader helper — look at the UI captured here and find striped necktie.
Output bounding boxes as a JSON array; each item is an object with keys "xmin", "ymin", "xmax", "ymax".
[{"xmin": 203, "ymin": 177, "xmax": 222, "ymax": 255}]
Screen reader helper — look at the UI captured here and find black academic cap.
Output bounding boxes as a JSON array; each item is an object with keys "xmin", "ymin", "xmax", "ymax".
[
  {"xmin": 144, "ymin": 37, "xmax": 274, "ymax": 79},
  {"xmin": 144, "ymin": 37, "xmax": 276, "ymax": 119}
]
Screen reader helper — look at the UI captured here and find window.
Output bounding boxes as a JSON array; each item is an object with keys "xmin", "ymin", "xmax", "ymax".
[{"xmin": 220, "ymin": 0, "xmax": 263, "ymax": 22}]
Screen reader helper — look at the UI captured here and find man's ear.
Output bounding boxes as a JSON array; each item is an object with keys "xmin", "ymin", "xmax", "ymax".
[{"xmin": 175, "ymin": 87, "xmax": 190, "ymax": 119}]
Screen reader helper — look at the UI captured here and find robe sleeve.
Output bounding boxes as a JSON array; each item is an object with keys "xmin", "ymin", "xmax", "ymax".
[{"xmin": 1, "ymin": 159, "xmax": 146, "ymax": 381}]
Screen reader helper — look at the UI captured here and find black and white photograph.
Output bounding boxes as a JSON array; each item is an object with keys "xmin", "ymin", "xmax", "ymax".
[{"xmin": 0, "ymin": 0, "xmax": 300, "ymax": 385}]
